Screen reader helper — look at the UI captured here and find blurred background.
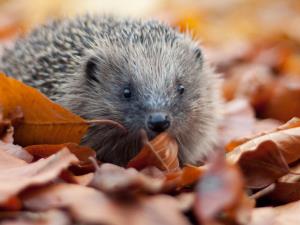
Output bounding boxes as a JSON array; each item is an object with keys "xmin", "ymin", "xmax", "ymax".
[
  {"xmin": 1, "ymin": 0, "xmax": 300, "ymax": 128},
  {"xmin": 1, "ymin": 0, "xmax": 300, "ymax": 45}
]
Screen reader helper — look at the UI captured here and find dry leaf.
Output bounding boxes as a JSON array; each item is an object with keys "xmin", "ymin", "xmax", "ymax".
[
  {"xmin": 23, "ymin": 183, "xmax": 191, "ymax": 225},
  {"xmin": 219, "ymin": 99, "xmax": 257, "ymax": 148},
  {"xmin": 250, "ymin": 200, "xmax": 300, "ymax": 225},
  {"xmin": 60, "ymin": 171, "xmax": 94, "ymax": 186},
  {"xmin": 261, "ymin": 182, "xmax": 300, "ymax": 204},
  {"xmin": 90, "ymin": 163, "xmax": 164, "ymax": 194},
  {"xmin": 194, "ymin": 154, "xmax": 253, "ymax": 225},
  {"xmin": 0, "ymin": 73, "xmax": 88, "ymax": 146},
  {"xmin": 127, "ymin": 132, "xmax": 180, "ymax": 172},
  {"xmin": 230, "ymin": 141, "xmax": 289, "ymax": 189},
  {"xmin": 175, "ymin": 165, "xmax": 205, "ymax": 187},
  {"xmin": 165, "ymin": 165, "xmax": 205, "ymax": 189},
  {"xmin": 227, "ymin": 118, "xmax": 300, "ymax": 188},
  {"xmin": 261, "ymin": 76, "xmax": 300, "ymax": 122},
  {"xmin": 0, "ymin": 141, "xmax": 33, "ymax": 163},
  {"xmin": 232, "ymin": 119, "xmax": 300, "ymax": 158},
  {"xmin": 0, "ymin": 196, "xmax": 22, "ymax": 211},
  {"xmin": 25, "ymin": 143, "xmax": 96, "ymax": 163},
  {"xmin": 0, "ymin": 210, "xmax": 71, "ymax": 225},
  {"xmin": 222, "ymin": 64, "xmax": 274, "ymax": 108},
  {"xmin": 220, "ymin": 99, "xmax": 280, "ymax": 149},
  {"xmin": 0, "ymin": 107, "xmax": 23, "ymax": 143},
  {"xmin": 0, "ymin": 148, "xmax": 78, "ymax": 205}
]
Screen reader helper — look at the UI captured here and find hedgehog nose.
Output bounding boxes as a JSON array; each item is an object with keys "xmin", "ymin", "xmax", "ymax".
[{"xmin": 147, "ymin": 112, "xmax": 170, "ymax": 133}]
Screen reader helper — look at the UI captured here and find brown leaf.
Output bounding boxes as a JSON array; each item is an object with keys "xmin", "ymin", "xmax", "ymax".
[
  {"xmin": 222, "ymin": 64, "xmax": 274, "ymax": 108},
  {"xmin": 0, "ymin": 196, "xmax": 22, "ymax": 211},
  {"xmin": 194, "ymin": 154, "xmax": 253, "ymax": 225},
  {"xmin": 0, "ymin": 141, "xmax": 33, "ymax": 163},
  {"xmin": 0, "ymin": 210, "xmax": 71, "ymax": 225},
  {"xmin": 261, "ymin": 76, "xmax": 300, "ymax": 122},
  {"xmin": 231, "ymin": 141, "xmax": 289, "ymax": 189},
  {"xmin": 219, "ymin": 99, "xmax": 280, "ymax": 149},
  {"xmin": 25, "ymin": 143, "xmax": 96, "ymax": 163},
  {"xmin": 90, "ymin": 163, "xmax": 164, "ymax": 194},
  {"xmin": 227, "ymin": 119, "xmax": 300, "ymax": 188},
  {"xmin": 0, "ymin": 144, "xmax": 28, "ymax": 169},
  {"xmin": 0, "ymin": 107, "xmax": 23, "ymax": 144},
  {"xmin": 0, "ymin": 148, "xmax": 78, "ymax": 205},
  {"xmin": 226, "ymin": 118, "xmax": 289, "ymax": 153},
  {"xmin": 0, "ymin": 73, "xmax": 88, "ymax": 146},
  {"xmin": 127, "ymin": 132, "xmax": 180, "ymax": 172},
  {"xmin": 262, "ymin": 182, "xmax": 300, "ymax": 204},
  {"xmin": 165, "ymin": 165, "xmax": 205, "ymax": 189},
  {"xmin": 219, "ymin": 99, "xmax": 257, "ymax": 148},
  {"xmin": 249, "ymin": 200, "xmax": 300, "ymax": 225},
  {"xmin": 255, "ymin": 163, "xmax": 300, "ymax": 204},
  {"xmin": 60, "ymin": 172, "xmax": 94, "ymax": 186},
  {"xmin": 23, "ymin": 183, "xmax": 191, "ymax": 225}
]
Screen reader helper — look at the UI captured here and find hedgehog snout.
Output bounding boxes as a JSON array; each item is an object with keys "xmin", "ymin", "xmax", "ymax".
[{"xmin": 146, "ymin": 112, "xmax": 170, "ymax": 133}]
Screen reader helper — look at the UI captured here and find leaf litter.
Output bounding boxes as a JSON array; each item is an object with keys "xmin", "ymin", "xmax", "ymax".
[{"xmin": 2, "ymin": 1, "xmax": 300, "ymax": 224}]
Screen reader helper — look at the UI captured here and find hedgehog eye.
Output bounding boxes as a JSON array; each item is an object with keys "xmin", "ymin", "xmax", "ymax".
[
  {"xmin": 177, "ymin": 84, "xmax": 185, "ymax": 95},
  {"xmin": 123, "ymin": 87, "xmax": 132, "ymax": 98}
]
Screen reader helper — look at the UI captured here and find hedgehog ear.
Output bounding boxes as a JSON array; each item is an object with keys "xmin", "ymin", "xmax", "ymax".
[
  {"xmin": 85, "ymin": 57, "xmax": 100, "ymax": 83},
  {"xmin": 194, "ymin": 48, "xmax": 202, "ymax": 61},
  {"xmin": 193, "ymin": 47, "xmax": 203, "ymax": 69}
]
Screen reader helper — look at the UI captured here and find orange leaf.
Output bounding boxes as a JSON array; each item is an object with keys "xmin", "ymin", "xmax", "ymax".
[
  {"xmin": 165, "ymin": 165, "xmax": 205, "ymax": 189},
  {"xmin": 25, "ymin": 143, "xmax": 96, "ymax": 163},
  {"xmin": 178, "ymin": 165, "xmax": 205, "ymax": 187},
  {"xmin": 127, "ymin": 132, "xmax": 180, "ymax": 172},
  {"xmin": 0, "ymin": 73, "xmax": 88, "ymax": 146}
]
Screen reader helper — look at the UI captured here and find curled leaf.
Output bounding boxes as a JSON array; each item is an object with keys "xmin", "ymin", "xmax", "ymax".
[
  {"xmin": 25, "ymin": 143, "xmax": 96, "ymax": 163},
  {"xmin": 90, "ymin": 163, "xmax": 164, "ymax": 194},
  {"xmin": 127, "ymin": 131, "xmax": 180, "ymax": 172},
  {"xmin": 0, "ymin": 74, "xmax": 125, "ymax": 146},
  {"xmin": 227, "ymin": 119, "xmax": 300, "ymax": 188},
  {"xmin": 0, "ymin": 148, "xmax": 78, "ymax": 204},
  {"xmin": 23, "ymin": 183, "xmax": 190, "ymax": 225}
]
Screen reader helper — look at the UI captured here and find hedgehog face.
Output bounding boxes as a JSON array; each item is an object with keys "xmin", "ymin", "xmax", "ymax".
[{"xmin": 78, "ymin": 41, "xmax": 217, "ymax": 165}]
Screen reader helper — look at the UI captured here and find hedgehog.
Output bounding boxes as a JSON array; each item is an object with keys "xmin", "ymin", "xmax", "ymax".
[{"xmin": 0, "ymin": 15, "xmax": 221, "ymax": 166}]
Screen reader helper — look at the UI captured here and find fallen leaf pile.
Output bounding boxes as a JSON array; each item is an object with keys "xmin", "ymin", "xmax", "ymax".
[
  {"xmin": 2, "ymin": 0, "xmax": 300, "ymax": 224},
  {"xmin": 0, "ymin": 73, "xmax": 299, "ymax": 225}
]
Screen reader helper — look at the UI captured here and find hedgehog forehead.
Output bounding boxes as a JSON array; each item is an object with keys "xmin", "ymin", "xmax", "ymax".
[
  {"xmin": 116, "ymin": 40, "xmax": 196, "ymax": 83},
  {"xmin": 89, "ymin": 36, "xmax": 201, "ymax": 99}
]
